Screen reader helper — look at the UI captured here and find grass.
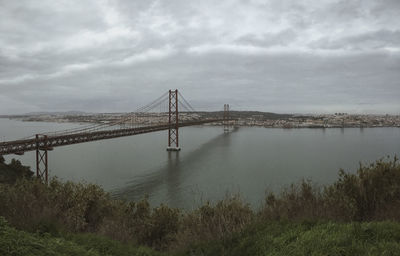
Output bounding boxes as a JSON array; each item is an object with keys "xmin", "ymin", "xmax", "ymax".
[
  {"xmin": 0, "ymin": 216, "xmax": 159, "ymax": 256},
  {"xmin": 3, "ymin": 216, "xmax": 400, "ymax": 256},
  {"xmin": 181, "ymin": 221, "xmax": 400, "ymax": 256}
]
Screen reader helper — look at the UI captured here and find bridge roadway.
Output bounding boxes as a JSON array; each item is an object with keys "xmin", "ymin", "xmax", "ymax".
[{"xmin": 0, "ymin": 118, "xmax": 223, "ymax": 156}]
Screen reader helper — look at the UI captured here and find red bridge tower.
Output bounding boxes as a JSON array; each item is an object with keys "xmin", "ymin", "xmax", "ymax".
[{"xmin": 167, "ymin": 89, "xmax": 181, "ymax": 151}]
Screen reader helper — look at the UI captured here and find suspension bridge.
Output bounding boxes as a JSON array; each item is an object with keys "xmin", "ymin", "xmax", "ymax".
[{"xmin": 0, "ymin": 90, "xmax": 232, "ymax": 183}]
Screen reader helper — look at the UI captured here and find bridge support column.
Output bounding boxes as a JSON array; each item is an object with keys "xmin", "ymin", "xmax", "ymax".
[
  {"xmin": 223, "ymin": 104, "xmax": 230, "ymax": 132},
  {"xmin": 167, "ymin": 89, "xmax": 181, "ymax": 151},
  {"xmin": 36, "ymin": 134, "xmax": 49, "ymax": 183}
]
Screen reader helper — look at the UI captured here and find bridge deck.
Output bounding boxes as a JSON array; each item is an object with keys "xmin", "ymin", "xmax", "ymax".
[{"xmin": 0, "ymin": 119, "xmax": 223, "ymax": 155}]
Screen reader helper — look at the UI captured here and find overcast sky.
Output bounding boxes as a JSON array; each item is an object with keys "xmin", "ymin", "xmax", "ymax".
[{"xmin": 0, "ymin": 0, "xmax": 399, "ymax": 114}]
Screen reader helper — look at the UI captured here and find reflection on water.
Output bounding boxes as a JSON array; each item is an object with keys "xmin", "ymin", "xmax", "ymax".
[{"xmin": 112, "ymin": 128, "xmax": 238, "ymax": 206}]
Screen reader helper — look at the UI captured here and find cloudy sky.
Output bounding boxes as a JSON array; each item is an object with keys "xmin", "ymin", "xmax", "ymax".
[{"xmin": 0, "ymin": 0, "xmax": 399, "ymax": 114}]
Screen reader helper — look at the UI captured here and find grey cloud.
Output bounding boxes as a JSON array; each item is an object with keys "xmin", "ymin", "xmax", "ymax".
[
  {"xmin": 371, "ymin": 0, "xmax": 400, "ymax": 16},
  {"xmin": 235, "ymin": 29, "xmax": 298, "ymax": 47},
  {"xmin": 311, "ymin": 30, "xmax": 400, "ymax": 50},
  {"xmin": 0, "ymin": 0, "xmax": 399, "ymax": 114}
]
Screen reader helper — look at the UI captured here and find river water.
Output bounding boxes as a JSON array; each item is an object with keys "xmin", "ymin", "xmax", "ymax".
[{"xmin": 1, "ymin": 118, "xmax": 399, "ymax": 209}]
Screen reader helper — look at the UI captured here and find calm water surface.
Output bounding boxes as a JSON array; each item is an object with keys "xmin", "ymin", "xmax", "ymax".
[{"xmin": 1, "ymin": 118, "xmax": 399, "ymax": 209}]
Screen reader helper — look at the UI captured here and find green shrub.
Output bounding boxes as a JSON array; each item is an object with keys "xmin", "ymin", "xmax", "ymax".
[
  {"xmin": 262, "ymin": 156, "xmax": 400, "ymax": 222},
  {"xmin": 263, "ymin": 180, "xmax": 324, "ymax": 221},
  {"xmin": 0, "ymin": 158, "xmax": 33, "ymax": 184},
  {"xmin": 143, "ymin": 204, "xmax": 180, "ymax": 249},
  {"xmin": 325, "ymin": 156, "xmax": 400, "ymax": 221},
  {"xmin": 0, "ymin": 178, "xmax": 116, "ymax": 234},
  {"xmin": 174, "ymin": 195, "xmax": 253, "ymax": 250}
]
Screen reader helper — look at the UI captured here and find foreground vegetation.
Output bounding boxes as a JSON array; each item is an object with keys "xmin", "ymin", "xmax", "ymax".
[
  {"xmin": 3, "ymin": 216, "xmax": 400, "ymax": 256},
  {"xmin": 1, "ymin": 156, "xmax": 400, "ymax": 255},
  {"xmin": 0, "ymin": 156, "xmax": 33, "ymax": 184},
  {"xmin": 0, "ymin": 217, "xmax": 158, "ymax": 256}
]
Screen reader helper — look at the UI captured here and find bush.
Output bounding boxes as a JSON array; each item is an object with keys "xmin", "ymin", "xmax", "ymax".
[
  {"xmin": 1, "ymin": 156, "xmax": 400, "ymax": 253},
  {"xmin": 262, "ymin": 156, "xmax": 400, "ymax": 222},
  {"xmin": 0, "ymin": 178, "xmax": 116, "ymax": 234},
  {"xmin": 263, "ymin": 179, "xmax": 324, "ymax": 221},
  {"xmin": 0, "ymin": 158, "xmax": 33, "ymax": 183},
  {"xmin": 173, "ymin": 195, "xmax": 253, "ymax": 250},
  {"xmin": 0, "ymin": 178, "xmax": 181, "ymax": 249},
  {"xmin": 145, "ymin": 205, "xmax": 180, "ymax": 249}
]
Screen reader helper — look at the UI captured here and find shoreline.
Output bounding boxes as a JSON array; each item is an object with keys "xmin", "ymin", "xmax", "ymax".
[{"xmin": 2, "ymin": 116, "xmax": 400, "ymax": 129}]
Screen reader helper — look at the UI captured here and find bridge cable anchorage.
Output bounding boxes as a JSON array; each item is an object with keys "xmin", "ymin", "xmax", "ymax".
[{"xmin": 167, "ymin": 89, "xmax": 181, "ymax": 151}]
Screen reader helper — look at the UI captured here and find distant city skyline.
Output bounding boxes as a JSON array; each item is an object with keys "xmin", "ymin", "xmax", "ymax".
[{"xmin": 1, "ymin": 0, "xmax": 399, "ymax": 114}]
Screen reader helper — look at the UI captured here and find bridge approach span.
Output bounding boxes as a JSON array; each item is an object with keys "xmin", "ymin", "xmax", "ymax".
[{"xmin": 0, "ymin": 119, "xmax": 223, "ymax": 156}]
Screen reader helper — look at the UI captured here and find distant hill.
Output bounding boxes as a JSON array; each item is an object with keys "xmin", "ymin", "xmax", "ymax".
[
  {"xmin": 0, "ymin": 111, "xmax": 91, "ymax": 118},
  {"xmin": 24, "ymin": 111, "xmax": 90, "ymax": 116},
  {"xmin": 2, "ymin": 110, "xmax": 297, "ymax": 119}
]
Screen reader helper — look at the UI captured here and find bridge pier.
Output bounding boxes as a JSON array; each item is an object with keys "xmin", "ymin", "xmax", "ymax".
[
  {"xmin": 36, "ymin": 134, "xmax": 51, "ymax": 183},
  {"xmin": 167, "ymin": 89, "xmax": 181, "ymax": 151}
]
